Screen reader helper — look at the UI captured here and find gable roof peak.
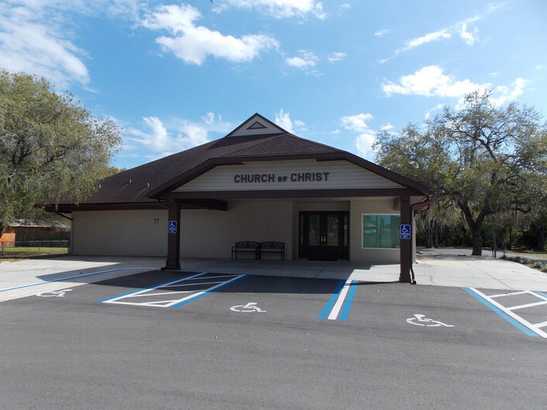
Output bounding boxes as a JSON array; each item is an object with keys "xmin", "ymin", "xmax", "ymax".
[{"xmin": 226, "ymin": 113, "xmax": 289, "ymax": 138}]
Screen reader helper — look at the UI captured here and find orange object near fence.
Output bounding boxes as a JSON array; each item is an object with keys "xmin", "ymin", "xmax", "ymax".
[{"xmin": 0, "ymin": 229, "xmax": 16, "ymax": 247}]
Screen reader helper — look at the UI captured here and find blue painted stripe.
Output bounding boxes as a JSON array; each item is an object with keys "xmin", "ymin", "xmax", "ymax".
[
  {"xmin": 98, "ymin": 271, "xmax": 201, "ymax": 303},
  {"xmin": 464, "ymin": 288, "xmax": 537, "ymax": 337},
  {"xmin": 171, "ymin": 274, "xmax": 247, "ymax": 309},
  {"xmin": 338, "ymin": 282, "xmax": 358, "ymax": 321},
  {"xmin": 319, "ymin": 280, "xmax": 345, "ymax": 320}
]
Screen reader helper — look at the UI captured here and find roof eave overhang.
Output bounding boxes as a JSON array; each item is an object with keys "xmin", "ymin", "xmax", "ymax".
[
  {"xmin": 42, "ymin": 199, "xmax": 228, "ymax": 213},
  {"xmin": 167, "ymin": 187, "xmax": 422, "ymax": 200}
]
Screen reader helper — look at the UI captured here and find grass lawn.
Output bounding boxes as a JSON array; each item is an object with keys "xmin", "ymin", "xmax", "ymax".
[{"xmin": 0, "ymin": 247, "xmax": 68, "ymax": 258}]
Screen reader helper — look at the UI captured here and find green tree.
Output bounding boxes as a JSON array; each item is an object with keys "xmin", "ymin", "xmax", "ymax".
[
  {"xmin": 0, "ymin": 71, "xmax": 121, "ymax": 233},
  {"xmin": 376, "ymin": 91, "xmax": 547, "ymax": 255}
]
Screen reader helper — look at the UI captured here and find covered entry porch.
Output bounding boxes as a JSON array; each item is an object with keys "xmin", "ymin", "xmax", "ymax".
[
  {"xmin": 163, "ymin": 189, "xmax": 417, "ymax": 283},
  {"xmin": 175, "ymin": 257, "xmax": 401, "ymax": 283}
]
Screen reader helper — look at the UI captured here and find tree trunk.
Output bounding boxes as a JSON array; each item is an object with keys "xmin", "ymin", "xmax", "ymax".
[
  {"xmin": 426, "ymin": 218, "xmax": 433, "ymax": 248},
  {"xmin": 472, "ymin": 229, "xmax": 482, "ymax": 256},
  {"xmin": 535, "ymin": 224, "xmax": 545, "ymax": 251},
  {"xmin": 433, "ymin": 219, "xmax": 439, "ymax": 248}
]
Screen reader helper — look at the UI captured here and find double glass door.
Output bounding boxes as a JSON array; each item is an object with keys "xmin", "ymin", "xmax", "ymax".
[{"xmin": 300, "ymin": 212, "xmax": 349, "ymax": 260}]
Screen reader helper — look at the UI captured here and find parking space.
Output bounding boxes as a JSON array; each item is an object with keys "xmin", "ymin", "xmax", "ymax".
[
  {"xmin": 2, "ymin": 267, "xmax": 547, "ymax": 409},
  {"xmin": 102, "ymin": 272, "xmax": 246, "ymax": 308},
  {"xmin": 465, "ymin": 288, "xmax": 547, "ymax": 338},
  {"xmin": 4, "ymin": 267, "xmax": 546, "ymax": 342},
  {"xmin": 168, "ymin": 273, "xmax": 343, "ymax": 322}
]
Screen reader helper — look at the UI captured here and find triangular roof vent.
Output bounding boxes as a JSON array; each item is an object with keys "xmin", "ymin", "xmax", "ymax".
[
  {"xmin": 226, "ymin": 113, "xmax": 288, "ymax": 137},
  {"xmin": 247, "ymin": 121, "xmax": 267, "ymax": 130}
]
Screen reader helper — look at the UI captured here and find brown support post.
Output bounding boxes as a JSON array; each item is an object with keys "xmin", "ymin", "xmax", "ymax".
[
  {"xmin": 399, "ymin": 194, "xmax": 412, "ymax": 283},
  {"xmin": 163, "ymin": 198, "xmax": 181, "ymax": 271}
]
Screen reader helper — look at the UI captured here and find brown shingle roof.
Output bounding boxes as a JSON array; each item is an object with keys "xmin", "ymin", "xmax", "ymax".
[
  {"xmin": 77, "ymin": 131, "xmax": 343, "ymax": 204},
  {"xmin": 49, "ymin": 114, "xmax": 428, "ymax": 208}
]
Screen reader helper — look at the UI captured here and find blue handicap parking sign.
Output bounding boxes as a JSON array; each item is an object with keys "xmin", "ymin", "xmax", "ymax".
[
  {"xmin": 168, "ymin": 220, "xmax": 177, "ymax": 234},
  {"xmin": 400, "ymin": 224, "xmax": 412, "ymax": 240}
]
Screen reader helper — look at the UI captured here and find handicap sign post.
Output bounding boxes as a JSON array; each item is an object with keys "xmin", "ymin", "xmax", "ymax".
[
  {"xmin": 400, "ymin": 223, "xmax": 412, "ymax": 240},
  {"xmin": 168, "ymin": 220, "xmax": 178, "ymax": 235}
]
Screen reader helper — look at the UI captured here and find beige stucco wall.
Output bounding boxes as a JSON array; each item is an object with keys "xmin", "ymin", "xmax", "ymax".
[
  {"xmin": 181, "ymin": 200, "xmax": 294, "ymax": 259},
  {"xmin": 72, "ymin": 210, "xmax": 168, "ymax": 256},
  {"xmin": 71, "ymin": 197, "xmax": 415, "ymax": 265},
  {"xmin": 350, "ymin": 197, "xmax": 401, "ymax": 265}
]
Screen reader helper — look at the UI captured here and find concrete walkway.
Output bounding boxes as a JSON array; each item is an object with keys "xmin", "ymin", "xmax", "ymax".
[
  {"xmin": 413, "ymin": 255, "xmax": 547, "ymax": 290},
  {"xmin": 1, "ymin": 254, "xmax": 546, "ymax": 293},
  {"xmin": 181, "ymin": 257, "xmax": 547, "ymax": 291},
  {"xmin": 0, "ymin": 257, "xmax": 162, "ymax": 303}
]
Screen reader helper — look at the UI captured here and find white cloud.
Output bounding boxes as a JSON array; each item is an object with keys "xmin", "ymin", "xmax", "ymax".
[
  {"xmin": 380, "ymin": 122, "xmax": 394, "ymax": 131},
  {"xmin": 406, "ymin": 29, "xmax": 452, "ymax": 49},
  {"xmin": 0, "ymin": 1, "xmax": 89, "ymax": 86},
  {"xmin": 491, "ymin": 78, "xmax": 526, "ymax": 106},
  {"xmin": 384, "ymin": 66, "xmax": 527, "ymax": 110},
  {"xmin": 274, "ymin": 109, "xmax": 305, "ymax": 133},
  {"xmin": 383, "ymin": 65, "xmax": 527, "ymax": 107},
  {"xmin": 339, "ymin": 112, "xmax": 379, "ymax": 159},
  {"xmin": 381, "ymin": 15, "xmax": 482, "ymax": 63},
  {"xmin": 327, "ymin": 51, "xmax": 346, "ymax": 63},
  {"xmin": 383, "ymin": 65, "xmax": 488, "ymax": 97},
  {"xmin": 213, "ymin": 0, "xmax": 326, "ymax": 19},
  {"xmin": 459, "ymin": 22, "xmax": 478, "ymax": 45},
  {"xmin": 355, "ymin": 131, "xmax": 377, "ymax": 159},
  {"xmin": 129, "ymin": 116, "xmax": 170, "ymax": 152},
  {"xmin": 285, "ymin": 50, "xmax": 319, "ymax": 69},
  {"xmin": 373, "ymin": 29, "xmax": 390, "ymax": 38},
  {"xmin": 125, "ymin": 113, "xmax": 232, "ymax": 159},
  {"xmin": 0, "ymin": 0, "xmax": 143, "ymax": 87},
  {"xmin": 424, "ymin": 104, "xmax": 445, "ymax": 121},
  {"xmin": 341, "ymin": 113, "xmax": 374, "ymax": 132},
  {"xmin": 142, "ymin": 4, "xmax": 278, "ymax": 65}
]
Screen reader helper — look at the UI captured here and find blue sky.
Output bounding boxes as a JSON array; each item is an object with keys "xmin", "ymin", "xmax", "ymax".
[{"xmin": 1, "ymin": 1, "xmax": 546, "ymax": 168}]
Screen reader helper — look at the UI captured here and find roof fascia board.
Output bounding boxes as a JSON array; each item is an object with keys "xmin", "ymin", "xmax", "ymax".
[
  {"xmin": 43, "ymin": 199, "xmax": 228, "ymax": 213},
  {"xmin": 168, "ymin": 188, "xmax": 419, "ymax": 200}
]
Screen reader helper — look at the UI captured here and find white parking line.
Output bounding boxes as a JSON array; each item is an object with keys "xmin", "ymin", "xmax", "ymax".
[
  {"xmin": 102, "ymin": 272, "xmax": 246, "ymax": 309},
  {"xmin": 166, "ymin": 280, "xmax": 233, "ymax": 287},
  {"xmin": 467, "ymin": 288, "xmax": 547, "ymax": 338},
  {"xmin": 508, "ymin": 300, "xmax": 547, "ymax": 311},
  {"xmin": 170, "ymin": 274, "xmax": 246, "ymax": 309},
  {"xmin": 489, "ymin": 290, "xmax": 530, "ymax": 298},
  {"xmin": 103, "ymin": 272, "xmax": 208, "ymax": 305},
  {"xmin": 130, "ymin": 290, "xmax": 193, "ymax": 298},
  {"xmin": 328, "ymin": 280, "xmax": 352, "ymax": 320}
]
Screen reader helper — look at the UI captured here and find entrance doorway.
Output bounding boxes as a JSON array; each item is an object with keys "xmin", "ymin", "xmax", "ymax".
[{"xmin": 299, "ymin": 211, "xmax": 349, "ymax": 261}]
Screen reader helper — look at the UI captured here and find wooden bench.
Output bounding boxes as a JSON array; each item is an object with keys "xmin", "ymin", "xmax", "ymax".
[
  {"xmin": 260, "ymin": 241, "xmax": 286, "ymax": 260},
  {"xmin": 232, "ymin": 241, "xmax": 260, "ymax": 260}
]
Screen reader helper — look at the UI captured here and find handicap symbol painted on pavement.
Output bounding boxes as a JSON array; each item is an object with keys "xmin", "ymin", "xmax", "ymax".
[
  {"xmin": 230, "ymin": 302, "xmax": 266, "ymax": 313},
  {"xmin": 406, "ymin": 313, "xmax": 454, "ymax": 328},
  {"xmin": 36, "ymin": 289, "xmax": 73, "ymax": 298}
]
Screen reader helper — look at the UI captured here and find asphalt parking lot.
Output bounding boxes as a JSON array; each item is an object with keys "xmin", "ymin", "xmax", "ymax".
[{"xmin": 1, "ymin": 269, "xmax": 546, "ymax": 409}]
